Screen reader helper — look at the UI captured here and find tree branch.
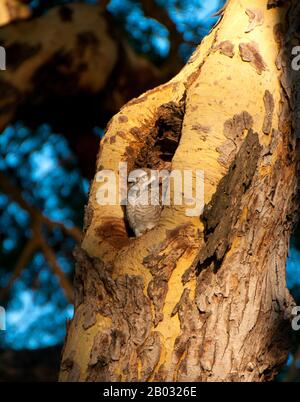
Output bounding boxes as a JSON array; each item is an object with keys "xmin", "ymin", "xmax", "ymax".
[
  {"xmin": 0, "ymin": 235, "xmax": 39, "ymax": 300},
  {"xmin": 0, "ymin": 0, "xmax": 31, "ymax": 27},
  {"xmin": 39, "ymin": 234, "xmax": 74, "ymax": 303},
  {"xmin": 140, "ymin": 0, "xmax": 184, "ymax": 73},
  {"xmin": 0, "ymin": 3, "xmax": 161, "ymax": 136},
  {"xmin": 0, "ymin": 171, "xmax": 81, "ymax": 242},
  {"xmin": 0, "ymin": 171, "xmax": 78, "ymax": 303}
]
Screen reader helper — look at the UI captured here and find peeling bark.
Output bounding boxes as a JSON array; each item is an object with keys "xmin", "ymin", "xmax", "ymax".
[
  {"xmin": 245, "ymin": 8, "xmax": 264, "ymax": 33},
  {"xmin": 194, "ymin": 129, "xmax": 262, "ymax": 272},
  {"xmin": 263, "ymin": 90, "xmax": 275, "ymax": 134},
  {"xmin": 239, "ymin": 41, "xmax": 267, "ymax": 74},
  {"xmin": 60, "ymin": 0, "xmax": 299, "ymax": 382}
]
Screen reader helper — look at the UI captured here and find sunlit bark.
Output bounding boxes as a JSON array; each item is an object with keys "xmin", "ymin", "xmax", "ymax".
[
  {"xmin": 0, "ymin": 0, "xmax": 31, "ymax": 27},
  {"xmin": 60, "ymin": 0, "xmax": 299, "ymax": 382}
]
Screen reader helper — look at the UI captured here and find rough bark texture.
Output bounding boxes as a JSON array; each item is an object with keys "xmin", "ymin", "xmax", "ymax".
[{"xmin": 60, "ymin": 0, "xmax": 300, "ymax": 382}]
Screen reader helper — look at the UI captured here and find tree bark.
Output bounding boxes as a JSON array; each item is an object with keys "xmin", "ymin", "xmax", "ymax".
[
  {"xmin": 60, "ymin": 0, "xmax": 299, "ymax": 382},
  {"xmin": 0, "ymin": 3, "xmax": 161, "ymax": 134},
  {"xmin": 0, "ymin": 0, "xmax": 31, "ymax": 27}
]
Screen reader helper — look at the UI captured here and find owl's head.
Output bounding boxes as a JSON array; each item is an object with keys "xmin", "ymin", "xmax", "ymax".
[
  {"xmin": 127, "ymin": 169, "xmax": 160, "ymax": 206},
  {"xmin": 128, "ymin": 169, "xmax": 155, "ymax": 191}
]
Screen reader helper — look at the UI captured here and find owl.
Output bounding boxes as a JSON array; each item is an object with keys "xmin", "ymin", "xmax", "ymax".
[{"xmin": 126, "ymin": 169, "xmax": 163, "ymax": 237}]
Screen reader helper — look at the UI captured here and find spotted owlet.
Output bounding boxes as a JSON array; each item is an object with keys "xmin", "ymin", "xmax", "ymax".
[{"xmin": 126, "ymin": 169, "xmax": 163, "ymax": 237}]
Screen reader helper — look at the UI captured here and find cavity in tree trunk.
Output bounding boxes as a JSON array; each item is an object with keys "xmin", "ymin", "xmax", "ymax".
[{"xmin": 60, "ymin": 0, "xmax": 300, "ymax": 382}]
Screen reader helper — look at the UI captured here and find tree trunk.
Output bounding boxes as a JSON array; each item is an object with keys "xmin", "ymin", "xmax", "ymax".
[{"xmin": 60, "ymin": 0, "xmax": 300, "ymax": 382}]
